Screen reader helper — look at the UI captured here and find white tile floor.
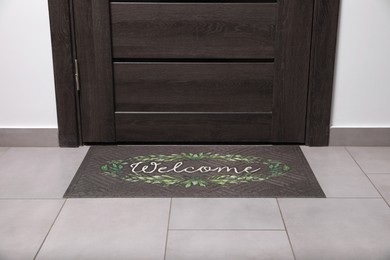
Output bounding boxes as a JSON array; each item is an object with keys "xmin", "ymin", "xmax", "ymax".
[{"xmin": 0, "ymin": 146, "xmax": 389, "ymax": 260}]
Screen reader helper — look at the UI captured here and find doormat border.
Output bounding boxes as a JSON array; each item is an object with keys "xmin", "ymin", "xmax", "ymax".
[{"xmin": 64, "ymin": 145, "xmax": 326, "ymax": 198}]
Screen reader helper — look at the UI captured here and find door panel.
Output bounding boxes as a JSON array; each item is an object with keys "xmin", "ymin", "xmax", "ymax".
[
  {"xmin": 111, "ymin": 3, "xmax": 277, "ymax": 59},
  {"xmin": 114, "ymin": 63, "xmax": 273, "ymax": 112},
  {"xmin": 115, "ymin": 113, "xmax": 272, "ymax": 142}
]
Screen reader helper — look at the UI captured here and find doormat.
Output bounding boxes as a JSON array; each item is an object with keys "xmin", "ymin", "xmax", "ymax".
[{"xmin": 64, "ymin": 146, "xmax": 325, "ymax": 198}]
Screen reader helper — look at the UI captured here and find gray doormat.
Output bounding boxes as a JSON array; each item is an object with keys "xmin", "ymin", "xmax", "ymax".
[{"xmin": 64, "ymin": 146, "xmax": 325, "ymax": 198}]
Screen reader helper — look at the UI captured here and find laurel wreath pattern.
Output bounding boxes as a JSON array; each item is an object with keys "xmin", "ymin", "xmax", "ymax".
[{"xmin": 100, "ymin": 153, "xmax": 291, "ymax": 188}]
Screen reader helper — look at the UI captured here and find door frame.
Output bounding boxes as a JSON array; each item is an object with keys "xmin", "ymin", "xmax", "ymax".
[{"xmin": 48, "ymin": 0, "xmax": 340, "ymax": 147}]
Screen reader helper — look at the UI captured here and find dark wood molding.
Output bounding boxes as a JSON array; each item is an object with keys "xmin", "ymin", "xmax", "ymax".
[
  {"xmin": 305, "ymin": 0, "xmax": 340, "ymax": 146},
  {"xmin": 271, "ymin": 0, "xmax": 314, "ymax": 143},
  {"xmin": 73, "ymin": 0, "xmax": 116, "ymax": 143},
  {"xmin": 48, "ymin": 0, "xmax": 80, "ymax": 147}
]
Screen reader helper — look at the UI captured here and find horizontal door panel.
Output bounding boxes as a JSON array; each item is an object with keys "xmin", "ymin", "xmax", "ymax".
[
  {"xmin": 115, "ymin": 113, "xmax": 272, "ymax": 142},
  {"xmin": 114, "ymin": 63, "xmax": 273, "ymax": 112},
  {"xmin": 111, "ymin": 3, "xmax": 277, "ymax": 59}
]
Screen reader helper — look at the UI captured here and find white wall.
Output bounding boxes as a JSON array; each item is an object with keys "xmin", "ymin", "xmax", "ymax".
[
  {"xmin": 0, "ymin": 0, "xmax": 57, "ymax": 128},
  {"xmin": 0, "ymin": 0, "xmax": 389, "ymax": 129},
  {"xmin": 331, "ymin": 0, "xmax": 390, "ymax": 127}
]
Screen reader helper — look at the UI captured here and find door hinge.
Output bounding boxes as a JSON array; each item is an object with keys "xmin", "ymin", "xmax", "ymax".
[{"xmin": 74, "ymin": 59, "xmax": 80, "ymax": 91}]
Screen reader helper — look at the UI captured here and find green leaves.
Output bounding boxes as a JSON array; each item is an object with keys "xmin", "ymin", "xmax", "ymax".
[
  {"xmin": 181, "ymin": 178, "xmax": 207, "ymax": 188},
  {"xmin": 122, "ymin": 174, "xmax": 209, "ymax": 188},
  {"xmin": 123, "ymin": 174, "xmax": 183, "ymax": 186},
  {"xmin": 209, "ymin": 174, "xmax": 266, "ymax": 185}
]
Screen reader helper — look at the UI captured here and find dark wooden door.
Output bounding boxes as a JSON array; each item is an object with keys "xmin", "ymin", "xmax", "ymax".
[{"xmin": 73, "ymin": 0, "xmax": 314, "ymax": 143}]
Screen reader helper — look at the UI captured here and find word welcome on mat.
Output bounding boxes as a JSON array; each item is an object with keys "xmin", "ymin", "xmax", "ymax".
[{"xmin": 127, "ymin": 160, "xmax": 263, "ymax": 175}]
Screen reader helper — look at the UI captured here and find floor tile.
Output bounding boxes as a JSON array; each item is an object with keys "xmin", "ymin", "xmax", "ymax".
[
  {"xmin": 0, "ymin": 147, "xmax": 89, "ymax": 198},
  {"xmin": 368, "ymin": 174, "xmax": 390, "ymax": 205},
  {"xmin": 0, "ymin": 147, "xmax": 9, "ymax": 158},
  {"xmin": 347, "ymin": 147, "xmax": 390, "ymax": 174},
  {"xmin": 36, "ymin": 198, "xmax": 170, "ymax": 260},
  {"xmin": 0, "ymin": 199, "xmax": 64, "ymax": 260},
  {"xmin": 301, "ymin": 146, "xmax": 380, "ymax": 197},
  {"xmin": 166, "ymin": 230, "xmax": 294, "ymax": 260},
  {"xmin": 170, "ymin": 198, "xmax": 284, "ymax": 230},
  {"xmin": 279, "ymin": 198, "xmax": 390, "ymax": 260}
]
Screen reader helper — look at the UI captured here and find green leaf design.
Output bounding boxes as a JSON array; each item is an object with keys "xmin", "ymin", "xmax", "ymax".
[{"xmin": 99, "ymin": 152, "xmax": 291, "ymax": 188}]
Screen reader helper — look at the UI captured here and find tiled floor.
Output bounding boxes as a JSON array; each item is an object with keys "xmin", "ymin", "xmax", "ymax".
[{"xmin": 0, "ymin": 146, "xmax": 389, "ymax": 260}]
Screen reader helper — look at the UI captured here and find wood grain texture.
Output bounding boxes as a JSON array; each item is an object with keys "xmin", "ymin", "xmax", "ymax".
[
  {"xmin": 48, "ymin": 0, "xmax": 79, "ymax": 147},
  {"xmin": 306, "ymin": 0, "xmax": 340, "ymax": 146},
  {"xmin": 49, "ymin": 0, "xmax": 339, "ymax": 145},
  {"xmin": 271, "ymin": 0, "xmax": 314, "ymax": 143},
  {"xmin": 115, "ymin": 113, "xmax": 272, "ymax": 142},
  {"xmin": 114, "ymin": 62, "xmax": 274, "ymax": 112},
  {"xmin": 111, "ymin": 3, "xmax": 277, "ymax": 59},
  {"xmin": 73, "ymin": 0, "xmax": 115, "ymax": 142}
]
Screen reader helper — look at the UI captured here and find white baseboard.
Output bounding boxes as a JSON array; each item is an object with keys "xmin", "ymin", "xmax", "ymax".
[
  {"xmin": 0, "ymin": 128, "xmax": 59, "ymax": 147},
  {"xmin": 329, "ymin": 127, "xmax": 390, "ymax": 146}
]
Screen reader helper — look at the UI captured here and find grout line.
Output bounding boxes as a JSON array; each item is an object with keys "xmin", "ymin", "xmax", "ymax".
[
  {"xmin": 169, "ymin": 229, "xmax": 286, "ymax": 231},
  {"xmin": 0, "ymin": 197, "xmax": 384, "ymax": 201},
  {"xmin": 363, "ymin": 172, "xmax": 390, "ymax": 175},
  {"xmin": 33, "ymin": 199, "xmax": 67, "ymax": 260},
  {"xmin": 322, "ymin": 197, "xmax": 382, "ymax": 199},
  {"xmin": 276, "ymin": 198, "xmax": 297, "ymax": 260},
  {"xmin": 0, "ymin": 198, "xmax": 66, "ymax": 200},
  {"xmin": 344, "ymin": 147, "xmax": 364, "ymax": 167},
  {"xmin": 163, "ymin": 198, "xmax": 173, "ymax": 260},
  {"xmin": 344, "ymin": 148, "xmax": 390, "ymax": 208},
  {"xmin": 0, "ymin": 197, "xmax": 385, "ymax": 201}
]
